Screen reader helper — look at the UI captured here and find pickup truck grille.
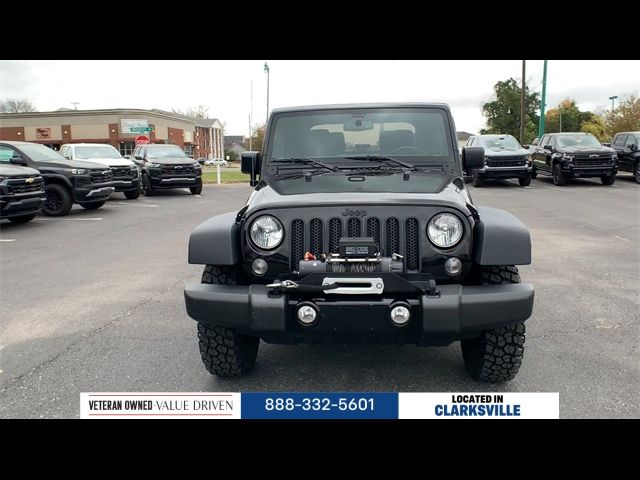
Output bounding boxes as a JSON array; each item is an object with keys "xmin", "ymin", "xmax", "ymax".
[
  {"xmin": 7, "ymin": 176, "xmax": 44, "ymax": 194},
  {"xmin": 291, "ymin": 216, "xmax": 420, "ymax": 272},
  {"xmin": 89, "ymin": 170, "xmax": 113, "ymax": 183},
  {"xmin": 110, "ymin": 166, "xmax": 137, "ymax": 179},
  {"xmin": 161, "ymin": 165, "xmax": 195, "ymax": 175},
  {"xmin": 486, "ymin": 156, "xmax": 527, "ymax": 167},
  {"xmin": 573, "ymin": 156, "xmax": 613, "ymax": 166}
]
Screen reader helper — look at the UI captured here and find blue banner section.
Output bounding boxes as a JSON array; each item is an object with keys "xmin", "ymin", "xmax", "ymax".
[{"xmin": 241, "ymin": 392, "xmax": 398, "ymax": 419}]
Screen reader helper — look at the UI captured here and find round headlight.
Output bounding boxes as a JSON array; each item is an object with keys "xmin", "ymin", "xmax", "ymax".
[
  {"xmin": 427, "ymin": 213, "xmax": 463, "ymax": 248},
  {"xmin": 250, "ymin": 215, "xmax": 284, "ymax": 250}
]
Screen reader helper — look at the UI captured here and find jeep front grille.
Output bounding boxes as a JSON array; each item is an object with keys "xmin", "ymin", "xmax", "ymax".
[{"xmin": 291, "ymin": 216, "xmax": 420, "ymax": 272}]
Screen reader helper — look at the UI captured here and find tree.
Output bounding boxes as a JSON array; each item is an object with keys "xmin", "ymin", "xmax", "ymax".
[
  {"xmin": 0, "ymin": 98, "xmax": 36, "ymax": 113},
  {"xmin": 480, "ymin": 78, "xmax": 540, "ymax": 143},
  {"xmin": 244, "ymin": 124, "xmax": 266, "ymax": 151},
  {"xmin": 605, "ymin": 95, "xmax": 640, "ymax": 136},
  {"xmin": 580, "ymin": 115, "xmax": 607, "ymax": 142},
  {"xmin": 544, "ymin": 98, "xmax": 595, "ymax": 134},
  {"xmin": 225, "ymin": 150, "xmax": 239, "ymax": 162},
  {"xmin": 172, "ymin": 105, "xmax": 210, "ymax": 119}
]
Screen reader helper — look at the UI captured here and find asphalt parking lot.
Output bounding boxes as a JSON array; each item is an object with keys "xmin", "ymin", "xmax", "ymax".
[{"xmin": 0, "ymin": 175, "xmax": 638, "ymax": 418}]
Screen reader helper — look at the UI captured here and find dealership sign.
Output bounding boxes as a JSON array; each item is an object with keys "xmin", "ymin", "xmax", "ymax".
[{"xmin": 121, "ymin": 119, "xmax": 150, "ymax": 134}]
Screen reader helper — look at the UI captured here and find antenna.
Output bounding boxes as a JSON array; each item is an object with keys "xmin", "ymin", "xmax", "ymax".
[{"xmin": 71, "ymin": 102, "xmax": 80, "ymax": 110}]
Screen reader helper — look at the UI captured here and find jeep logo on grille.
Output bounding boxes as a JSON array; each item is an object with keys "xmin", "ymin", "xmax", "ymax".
[{"xmin": 342, "ymin": 208, "xmax": 367, "ymax": 217}]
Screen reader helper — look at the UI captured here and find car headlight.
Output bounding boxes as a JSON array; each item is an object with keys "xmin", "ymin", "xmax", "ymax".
[
  {"xmin": 250, "ymin": 215, "xmax": 284, "ymax": 250},
  {"xmin": 64, "ymin": 168, "xmax": 87, "ymax": 175},
  {"xmin": 149, "ymin": 163, "xmax": 162, "ymax": 168},
  {"xmin": 427, "ymin": 213, "xmax": 463, "ymax": 248},
  {"xmin": 192, "ymin": 162, "xmax": 200, "ymax": 168}
]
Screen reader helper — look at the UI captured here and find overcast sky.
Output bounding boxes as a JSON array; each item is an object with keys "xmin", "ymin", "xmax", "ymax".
[{"xmin": 1, "ymin": 60, "xmax": 638, "ymax": 136}]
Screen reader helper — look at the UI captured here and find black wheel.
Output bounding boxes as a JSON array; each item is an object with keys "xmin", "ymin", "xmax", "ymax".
[
  {"xmin": 143, "ymin": 175, "xmax": 155, "ymax": 196},
  {"xmin": 124, "ymin": 188, "xmax": 140, "ymax": 200},
  {"xmin": 600, "ymin": 174, "xmax": 616, "ymax": 186},
  {"xmin": 8, "ymin": 213, "xmax": 37, "ymax": 223},
  {"xmin": 518, "ymin": 174, "xmax": 531, "ymax": 187},
  {"xmin": 530, "ymin": 169, "xmax": 537, "ymax": 179},
  {"xmin": 197, "ymin": 265, "xmax": 259, "ymax": 377},
  {"xmin": 634, "ymin": 162, "xmax": 640, "ymax": 184},
  {"xmin": 43, "ymin": 184, "xmax": 73, "ymax": 216},
  {"xmin": 472, "ymin": 172, "xmax": 484, "ymax": 187},
  {"xmin": 552, "ymin": 164, "xmax": 567, "ymax": 186},
  {"xmin": 79, "ymin": 200, "xmax": 105, "ymax": 210},
  {"xmin": 190, "ymin": 182, "xmax": 203, "ymax": 195},
  {"xmin": 461, "ymin": 265, "xmax": 526, "ymax": 382}
]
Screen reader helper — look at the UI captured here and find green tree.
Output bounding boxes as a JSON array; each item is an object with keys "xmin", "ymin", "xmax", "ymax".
[
  {"xmin": 480, "ymin": 78, "xmax": 540, "ymax": 143},
  {"xmin": 244, "ymin": 124, "xmax": 266, "ymax": 151},
  {"xmin": 225, "ymin": 150, "xmax": 239, "ymax": 162},
  {"xmin": 172, "ymin": 105, "xmax": 210, "ymax": 119},
  {"xmin": 605, "ymin": 95, "xmax": 640, "ymax": 137},
  {"xmin": 0, "ymin": 98, "xmax": 36, "ymax": 113},
  {"xmin": 580, "ymin": 115, "xmax": 607, "ymax": 142},
  {"xmin": 544, "ymin": 98, "xmax": 595, "ymax": 134}
]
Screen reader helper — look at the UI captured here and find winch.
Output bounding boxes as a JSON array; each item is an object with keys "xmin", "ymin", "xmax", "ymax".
[{"xmin": 298, "ymin": 237, "xmax": 404, "ymax": 274}]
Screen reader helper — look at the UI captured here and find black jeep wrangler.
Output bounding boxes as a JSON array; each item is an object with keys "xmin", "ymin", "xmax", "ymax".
[
  {"xmin": 0, "ymin": 141, "xmax": 114, "ymax": 216},
  {"xmin": 531, "ymin": 132, "xmax": 618, "ymax": 186},
  {"xmin": 131, "ymin": 144, "xmax": 203, "ymax": 196},
  {"xmin": 0, "ymin": 162, "xmax": 46, "ymax": 224},
  {"xmin": 184, "ymin": 103, "xmax": 535, "ymax": 382}
]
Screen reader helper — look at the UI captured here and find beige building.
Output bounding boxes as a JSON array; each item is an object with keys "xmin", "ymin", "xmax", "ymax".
[{"xmin": 0, "ymin": 108, "xmax": 224, "ymax": 159}]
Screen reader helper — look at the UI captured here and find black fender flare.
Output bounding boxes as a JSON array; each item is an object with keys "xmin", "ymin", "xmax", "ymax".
[
  {"xmin": 473, "ymin": 206, "xmax": 531, "ymax": 265},
  {"xmin": 188, "ymin": 211, "xmax": 240, "ymax": 265},
  {"xmin": 41, "ymin": 173, "xmax": 73, "ymax": 190}
]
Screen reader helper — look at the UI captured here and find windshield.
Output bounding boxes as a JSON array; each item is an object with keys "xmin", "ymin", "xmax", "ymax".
[
  {"xmin": 556, "ymin": 135, "xmax": 602, "ymax": 148},
  {"xmin": 146, "ymin": 146, "xmax": 187, "ymax": 158},
  {"xmin": 266, "ymin": 108, "xmax": 454, "ymax": 165},
  {"xmin": 74, "ymin": 145, "xmax": 121, "ymax": 159},
  {"xmin": 478, "ymin": 135, "xmax": 522, "ymax": 151},
  {"xmin": 17, "ymin": 144, "xmax": 67, "ymax": 162}
]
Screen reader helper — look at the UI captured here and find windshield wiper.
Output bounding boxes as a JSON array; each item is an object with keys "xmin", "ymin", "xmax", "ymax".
[
  {"xmin": 272, "ymin": 157, "xmax": 338, "ymax": 171},
  {"xmin": 344, "ymin": 154, "xmax": 415, "ymax": 170}
]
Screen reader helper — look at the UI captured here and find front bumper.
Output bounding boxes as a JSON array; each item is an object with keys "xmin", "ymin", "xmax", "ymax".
[
  {"xmin": 476, "ymin": 165, "xmax": 532, "ymax": 178},
  {"xmin": 561, "ymin": 165, "xmax": 617, "ymax": 178},
  {"xmin": 74, "ymin": 185, "xmax": 115, "ymax": 202},
  {"xmin": 150, "ymin": 176, "xmax": 201, "ymax": 189},
  {"xmin": 112, "ymin": 178, "xmax": 140, "ymax": 193},
  {"xmin": 184, "ymin": 275, "xmax": 534, "ymax": 345},
  {"xmin": 0, "ymin": 193, "xmax": 47, "ymax": 219}
]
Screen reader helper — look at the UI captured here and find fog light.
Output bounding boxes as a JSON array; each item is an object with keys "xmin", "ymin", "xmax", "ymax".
[
  {"xmin": 444, "ymin": 257, "xmax": 462, "ymax": 275},
  {"xmin": 252, "ymin": 258, "xmax": 268, "ymax": 276},
  {"xmin": 297, "ymin": 304, "xmax": 317, "ymax": 326},
  {"xmin": 389, "ymin": 305, "xmax": 411, "ymax": 326}
]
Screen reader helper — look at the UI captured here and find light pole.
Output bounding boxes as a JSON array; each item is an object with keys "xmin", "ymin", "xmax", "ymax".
[
  {"xmin": 609, "ymin": 95, "xmax": 618, "ymax": 111},
  {"xmin": 538, "ymin": 60, "xmax": 548, "ymax": 137},
  {"xmin": 559, "ymin": 108, "xmax": 562, "ymax": 132},
  {"xmin": 520, "ymin": 60, "xmax": 526, "ymax": 144},
  {"xmin": 264, "ymin": 62, "xmax": 270, "ymax": 124}
]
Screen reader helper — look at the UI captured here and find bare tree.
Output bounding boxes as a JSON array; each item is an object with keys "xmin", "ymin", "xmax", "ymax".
[
  {"xmin": 172, "ymin": 105, "xmax": 210, "ymax": 119},
  {"xmin": 0, "ymin": 98, "xmax": 37, "ymax": 113}
]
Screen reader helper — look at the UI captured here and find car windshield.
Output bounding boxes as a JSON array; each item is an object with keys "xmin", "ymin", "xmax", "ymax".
[
  {"xmin": 478, "ymin": 135, "xmax": 521, "ymax": 151},
  {"xmin": 74, "ymin": 145, "xmax": 121, "ymax": 159},
  {"xmin": 17, "ymin": 143, "xmax": 67, "ymax": 162},
  {"xmin": 266, "ymin": 108, "xmax": 454, "ymax": 166},
  {"xmin": 556, "ymin": 135, "xmax": 602, "ymax": 148},
  {"xmin": 146, "ymin": 146, "xmax": 187, "ymax": 158}
]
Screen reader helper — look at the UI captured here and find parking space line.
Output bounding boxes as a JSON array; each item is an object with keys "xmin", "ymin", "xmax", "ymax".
[
  {"xmin": 36, "ymin": 218, "xmax": 103, "ymax": 221},
  {"xmin": 614, "ymin": 235, "xmax": 630, "ymax": 242},
  {"xmin": 114, "ymin": 202, "xmax": 159, "ymax": 207},
  {"xmin": 0, "ymin": 239, "xmax": 16, "ymax": 242}
]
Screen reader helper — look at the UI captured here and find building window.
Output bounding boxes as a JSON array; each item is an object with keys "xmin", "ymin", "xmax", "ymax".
[
  {"xmin": 119, "ymin": 141, "xmax": 135, "ymax": 157},
  {"xmin": 184, "ymin": 144, "xmax": 193, "ymax": 156}
]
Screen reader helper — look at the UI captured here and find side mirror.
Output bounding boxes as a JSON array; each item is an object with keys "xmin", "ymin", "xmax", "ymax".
[
  {"xmin": 241, "ymin": 151, "xmax": 261, "ymax": 186},
  {"xmin": 544, "ymin": 144, "xmax": 553, "ymax": 151},
  {"xmin": 521, "ymin": 144, "xmax": 529, "ymax": 149},
  {"xmin": 134, "ymin": 155, "xmax": 143, "ymax": 160},
  {"xmin": 630, "ymin": 144, "xmax": 637, "ymax": 152},
  {"xmin": 603, "ymin": 142, "xmax": 611, "ymax": 147},
  {"xmin": 10, "ymin": 155, "xmax": 27, "ymax": 166},
  {"xmin": 461, "ymin": 146, "xmax": 484, "ymax": 170}
]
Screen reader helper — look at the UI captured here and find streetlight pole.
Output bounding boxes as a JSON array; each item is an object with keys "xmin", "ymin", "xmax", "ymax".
[
  {"xmin": 264, "ymin": 62, "xmax": 270, "ymax": 125},
  {"xmin": 609, "ymin": 95, "xmax": 618, "ymax": 111},
  {"xmin": 538, "ymin": 60, "xmax": 548, "ymax": 137},
  {"xmin": 559, "ymin": 108, "xmax": 562, "ymax": 132},
  {"xmin": 520, "ymin": 60, "xmax": 526, "ymax": 144}
]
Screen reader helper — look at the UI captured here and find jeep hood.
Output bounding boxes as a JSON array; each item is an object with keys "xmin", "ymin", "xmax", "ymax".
[{"xmin": 246, "ymin": 173, "xmax": 472, "ymax": 215}]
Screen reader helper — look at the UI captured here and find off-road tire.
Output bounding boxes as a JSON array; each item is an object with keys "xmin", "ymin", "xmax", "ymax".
[
  {"xmin": 472, "ymin": 172, "xmax": 484, "ymax": 187},
  {"xmin": 124, "ymin": 189, "xmax": 140, "ymax": 200},
  {"xmin": 190, "ymin": 181, "xmax": 203, "ymax": 195},
  {"xmin": 143, "ymin": 175, "xmax": 155, "ymax": 196},
  {"xmin": 197, "ymin": 265, "xmax": 259, "ymax": 377},
  {"xmin": 530, "ymin": 169, "xmax": 537, "ymax": 179},
  {"xmin": 461, "ymin": 265, "xmax": 526, "ymax": 382},
  {"xmin": 600, "ymin": 174, "xmax": 615, "ymax": 186},
  {"xmin": 79, "ymin": 200, "xmax": 105, "ymax": 210},
  {"xmin": 518, "ymin": 175, "xmax": 531, "ymax": 187},
  {"xmin": 552, "ymin": 164, "xmax": 567, "ymax": 186},
  {"xmin": 634, "ymin": 162, "xmax": 640, "ymax": 184},
  {"xmin": 8, "ymin": 213, "xmax": 37, "ymax": 223},
  {"xmin": 43, "ymin": 184, "xmax": 73, "ymax": 216}
]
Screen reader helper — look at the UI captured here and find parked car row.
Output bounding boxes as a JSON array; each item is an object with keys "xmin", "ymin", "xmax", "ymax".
[
  {"xmin": 0, "ymin": 141, "xmax": 203, "ymax": 224},
  {"xmin": 466, "ymin": 131, "xmax": 640, "ymax": 187}
]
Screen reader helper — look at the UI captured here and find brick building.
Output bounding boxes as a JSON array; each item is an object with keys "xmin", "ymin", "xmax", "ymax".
[{"xmin": 0, "ymin": 108, "xmax": 224, "ymax": 159}]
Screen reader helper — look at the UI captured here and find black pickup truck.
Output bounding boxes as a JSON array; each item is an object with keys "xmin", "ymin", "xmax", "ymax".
[
  {"xmin": 131, "ymin": 144, "xmax": 202, "ymax": 195},
  {"xmin": 0, "ymin": 162, "xmax": 46, "ymax": 223},
  {"xmin": 183, "ymin": 103, "xmax": 535, "ymax": 383},
  {"xmin": 0, "ymin": 141, "xmax": 114, "ymax": 216},
  {"xmin": 607, "ymin": 131, "xmax": 639, "ymax": 183}
]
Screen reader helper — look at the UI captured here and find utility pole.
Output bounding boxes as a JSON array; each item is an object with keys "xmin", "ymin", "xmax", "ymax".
[
  {"xmin": 520, "ymin": 60, "xmax": 526, "ymax": 144},
  {"xmin": 609, "ymin": 95, "xmax": 618, "ymax": 111},
  {"xmin": 538, "ymin": 60, "xmax": 548, "ymax": 137},
  {"xmin": 71, "ymin": 102, "xmax": 79, "ymax": 110},
  {"xmin": 264, "ymin": 62, "xmax": 270, "ymax": 124},
  {"xmin": 249, "ymin": 80, "xmax": 253, "ymax": 151},
  {"xmin": 559, "ymin": 108, "xmax": 562, "ymax": 132}
]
